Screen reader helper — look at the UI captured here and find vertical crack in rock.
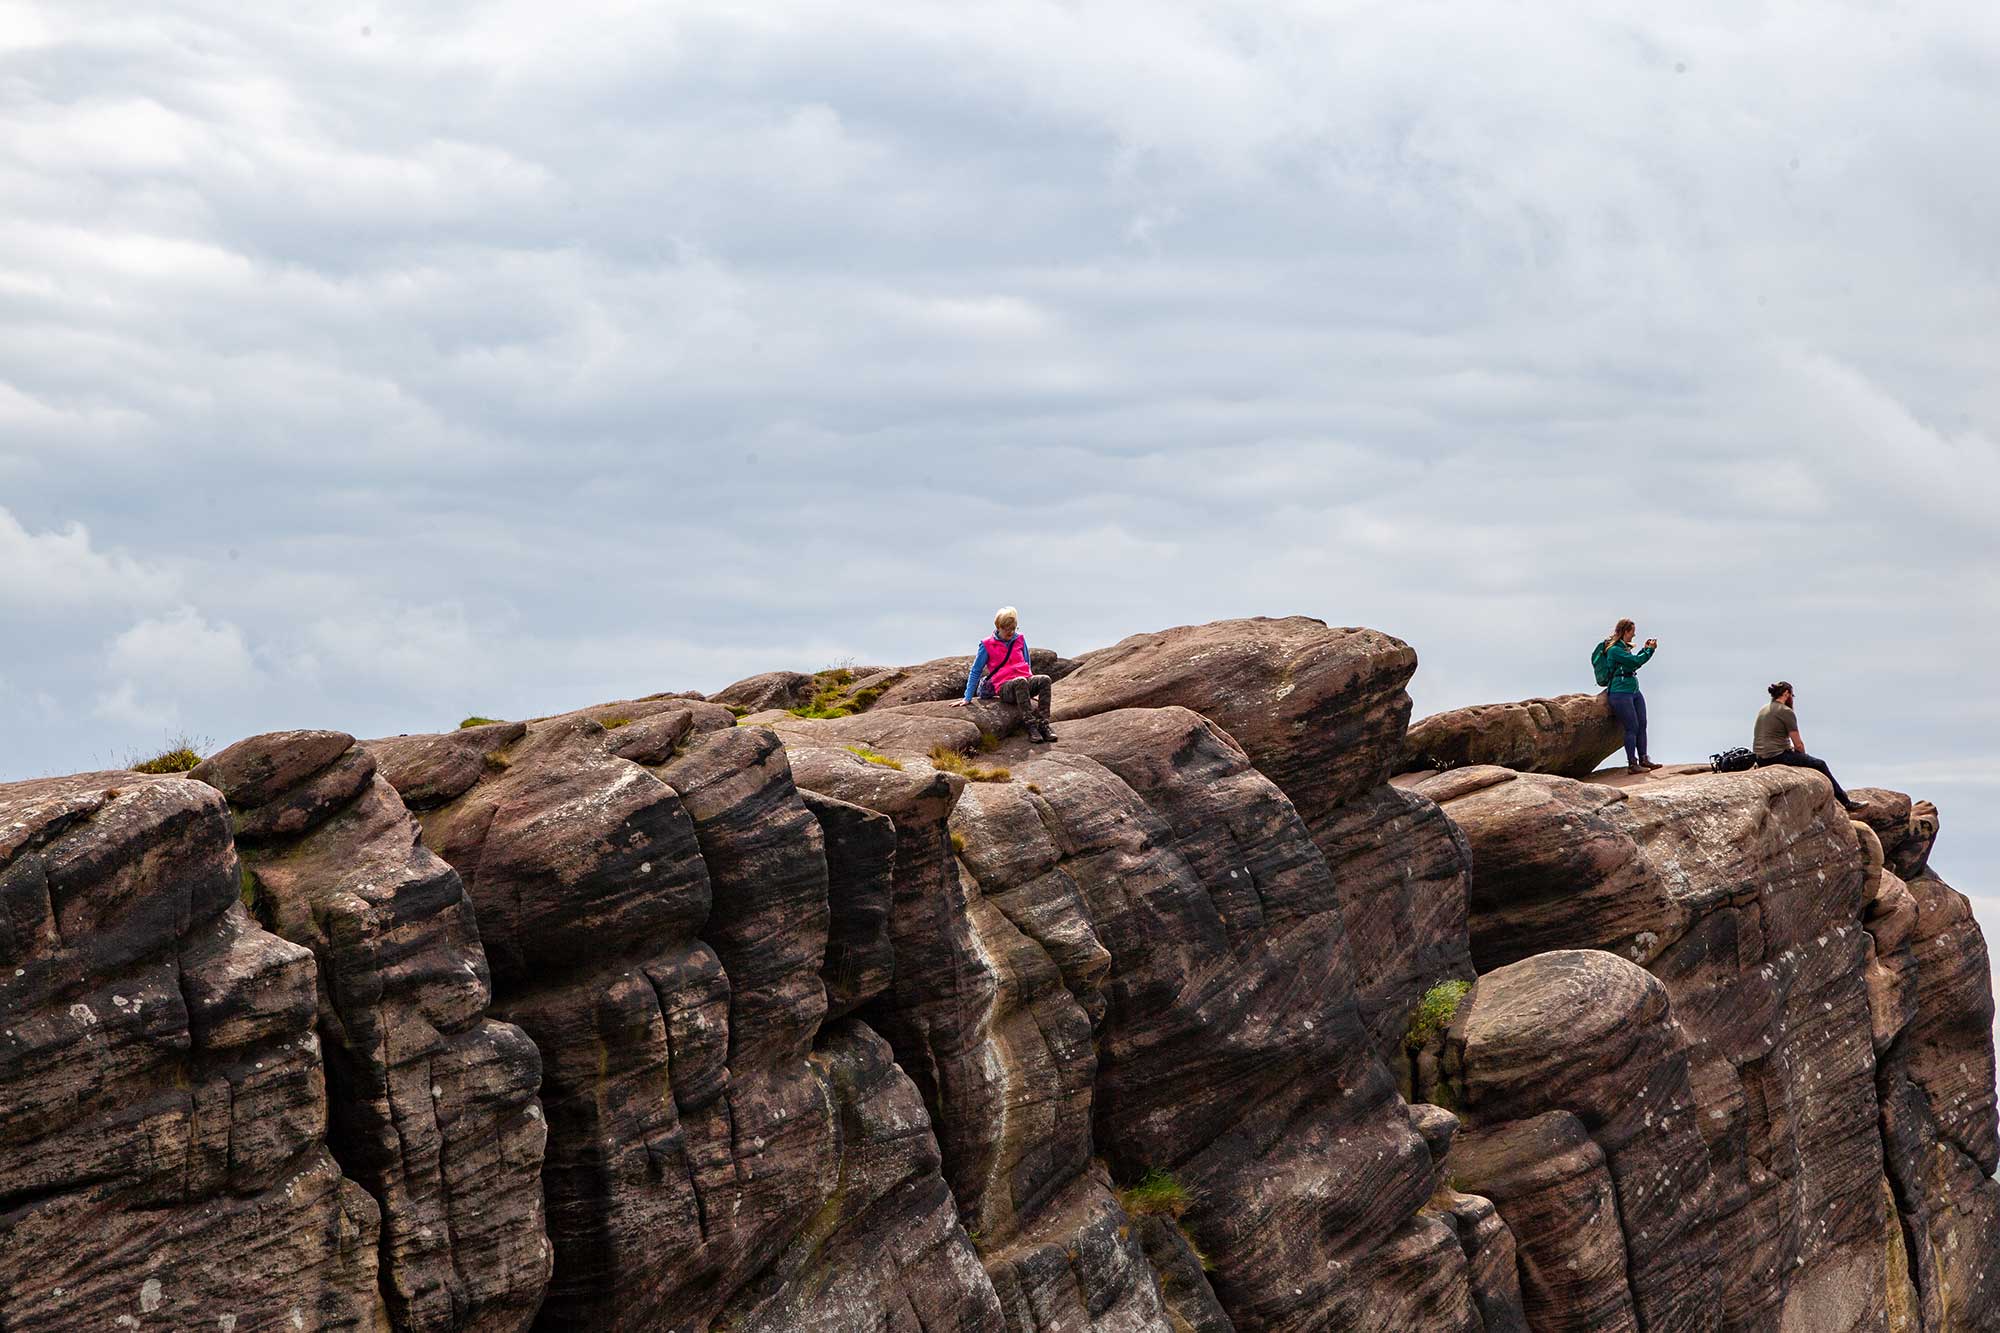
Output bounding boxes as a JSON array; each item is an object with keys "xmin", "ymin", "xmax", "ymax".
[
  {"xmin": 779, "ymin": 712, "xmax": 1177, "ymax": 1331},
  {"xmin": 193, "ymin": 730, "xmax": 551, "ymax": 1331},
  {"xmin": 371, "ymin": 701, "xmax": 1005, "ymax": 1331},
  {"xmin": 0, "ymin": 772, "xmax": 388, "ymax": 1328}
]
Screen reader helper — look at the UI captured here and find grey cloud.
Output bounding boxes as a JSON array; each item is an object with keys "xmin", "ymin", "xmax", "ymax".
[{"xmin": 0, "ymin": 2, "xmax": 1994, "ymax": 904}]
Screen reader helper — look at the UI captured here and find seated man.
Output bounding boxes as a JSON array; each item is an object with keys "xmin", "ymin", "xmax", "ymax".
[
  {"xmin": 952, "ymin": 606, "xmax": 1056, "ymax": 742},
  {"xmin": 1753, "ymin": 681, "xmax": 1862, "ymax": 811}
]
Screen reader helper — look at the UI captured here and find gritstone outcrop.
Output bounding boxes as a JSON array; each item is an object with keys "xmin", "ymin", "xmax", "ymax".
[{"xmin": 1, "ymin": 616, "xmax": 1992, "ymax": 1332}]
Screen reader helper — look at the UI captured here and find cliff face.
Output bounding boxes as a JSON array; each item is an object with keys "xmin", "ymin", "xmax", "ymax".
[{"xmin": 1, "ymin": 617, "xmax": 1993, "ymax": 1332}]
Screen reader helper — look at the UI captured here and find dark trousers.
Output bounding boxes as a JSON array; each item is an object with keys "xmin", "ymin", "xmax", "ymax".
[
  {"xmin": 1755, "ymin": 750, "xmax": 1851, "ymax": 805},
  {"xmin": 1607, "ymin": 690, "xmax": 1648, "ymax": 766},
  {"xmin": 999, "ymin": 674, "xmax": 1052, "ymax": 720}
]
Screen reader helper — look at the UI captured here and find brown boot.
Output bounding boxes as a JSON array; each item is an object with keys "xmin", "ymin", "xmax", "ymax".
[{"xmin": 1640, "ymin": 758, "xmax": 1663, "ymax": 770}]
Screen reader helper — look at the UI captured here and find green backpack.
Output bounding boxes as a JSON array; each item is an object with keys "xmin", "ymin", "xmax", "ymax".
[{"xmin": 1590, "ymin": 640, "xmax": 1613, "ymax": 687}]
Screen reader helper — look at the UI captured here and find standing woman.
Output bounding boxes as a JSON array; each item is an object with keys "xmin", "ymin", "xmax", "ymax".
[{"xmin": 1604, "ymin": 618, "xmax": 1660, "ymax": 773}]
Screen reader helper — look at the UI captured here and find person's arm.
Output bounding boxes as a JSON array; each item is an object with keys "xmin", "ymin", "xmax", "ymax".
[
  {"xmin": 962, "ymin": 643, "xmax": 989, "ymax": 702},
  {"xmin": 1609, "ymin": 642, "xmax": 1655, "ymax": 671},
  {"xmin": 1783, "ymin": 705, "xmax": 1803, "ymax": 752}
]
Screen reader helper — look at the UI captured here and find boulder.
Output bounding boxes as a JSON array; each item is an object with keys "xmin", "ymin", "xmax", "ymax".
[
  {"xmin": 710, "ymin": 670, "xmax": 816, "ymax": 713},
  {"xmin": 0, "ymin": 773, "xmax": 389, "ymax": 1330},
  {"xmin": 1443, "ymin": 951, "xmax": 1723, "ymax": 1329},
  {"xmin": 1052, "ymin": 616, "xmax": 1418, "ymax": 824},
  {"xmin": 1398, "ymin": 692, "xmax": 1624, "ymax": 779}
]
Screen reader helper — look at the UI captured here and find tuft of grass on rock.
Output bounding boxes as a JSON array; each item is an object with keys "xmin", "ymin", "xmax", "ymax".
[
  {"xmin": 599, "ymin": 716, "xmax": 633, "ymax": 730},
  {"xmin": 844, "ymin": 745, "xmax": 904, "ymax": 771},
  {"xmin": 1119, "ymin": 1169, "xmax": 1194, "ymax": 1220},
  {"xmin": 459, "ymin": 716, "xmax": 503, "ymax": 729},
  {"xmin": 1178, "ymin": 1225, "xmax": 1214, "ymax": 1273},
  {"xmin": 949, "ymin": 830, "xmax": 966, "ymax": 855},
  {"xmin": 787, "ymin": 668, "xmax": 865, "ymax": 720},
  {"xmin": 977, "ymin": 731, "xmax": 1001, "ymax": 753},
  {"xmin": 928, "ymin": 745, "xmax": 1009, "ymax": 783},
  {"xmin": 1404, "ymin": 979, "xmax": 1473, "ymax": 1050},
  {"xmin": 130, "ymin": 734, "xmax": 207, "ymax": 774},
  {"xmin": 785, "ymin": 666, "xmax": 898, "ymax": 720}
]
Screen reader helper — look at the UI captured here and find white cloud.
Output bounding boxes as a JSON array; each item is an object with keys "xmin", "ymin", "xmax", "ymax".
[
  {"xmin": 105, "ymin": 606, "xmax": 259, "ymax": 695},
  {"xmin": 0, "ymin": 508, "xmax": 179, "ymax": 610}
]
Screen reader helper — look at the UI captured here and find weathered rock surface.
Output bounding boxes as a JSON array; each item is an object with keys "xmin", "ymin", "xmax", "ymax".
[
  {"xmin": 194, "ymin": 731, "xmax": 551, "ymax": 1332},
  {"xmin": 1054, "ymin": 616, "xmax": 1416, "ymax": 822},
  {"xmin": 1055, "ymin": 618, "xmax": 1476, "ymax": 1067},
  {"xmin": 1399, "ymin": 692, "xmax": 1624, "ymax": 779},
  {"xmin": 1441, "ymin": 950, "xmax": 1724, "ymax": 1328},
  {"xmin": 1406, "ymin": 758, "xmax": 1993, "ymax": 1330},
  {"xmin": 371, "ymin": 711, "xmax": 1004, "ymax": 1332},
  {"xmin": 5, "ymin": 616, "xmax": 1997, "ymax": 1333},
  {"xmin": 0, "ymin": 772, "xmax": 389, "ymax": 1330}
]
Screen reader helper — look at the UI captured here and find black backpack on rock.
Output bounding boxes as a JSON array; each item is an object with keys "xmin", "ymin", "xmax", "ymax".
[{"xmin": 1710, "ymin": 748, "xmax": 1756, "ymax": 774}]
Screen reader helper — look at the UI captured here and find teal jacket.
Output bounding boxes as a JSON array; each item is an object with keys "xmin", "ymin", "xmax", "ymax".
[{"xmin": 1606, "ymin": 642, "xmax": 1654, "ymax": 694}]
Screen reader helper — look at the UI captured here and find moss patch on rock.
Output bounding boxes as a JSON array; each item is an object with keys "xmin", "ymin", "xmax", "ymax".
[
  {"xmin": 843, "ymin": 745, "xmax": 904, "ymax": 771},
  {"xmin": 1405, "ymin": 979, "xmax": 1472, "ymax": 1050}
]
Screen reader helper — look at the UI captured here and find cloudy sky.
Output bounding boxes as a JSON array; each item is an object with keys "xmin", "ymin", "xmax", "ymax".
[{"xmin": 2, "ymin": 3, "xmax": 1995, "ymax": 913}]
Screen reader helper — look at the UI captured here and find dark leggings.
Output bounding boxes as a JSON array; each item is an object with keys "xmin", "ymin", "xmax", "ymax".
[
  {"xmin": 1607, "ymin": 691, "xmax": 1648, "ymax": 766},
  {"xmin": 1755, "ymin": 750, "xmax": 1851, "ymax": 805}
]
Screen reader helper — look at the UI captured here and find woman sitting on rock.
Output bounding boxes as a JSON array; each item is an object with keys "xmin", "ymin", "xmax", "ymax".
[
  {"xmin": 1603, "ymin": 618, "xmax": 1660, "ymax": 773},
  {"xmin": 953, "ymin": 606, "xmax": 1056, "ymax": 742},
  {"xmin": 1754, "ymin": 681, "xmax": 1863, "ymax": 810}
]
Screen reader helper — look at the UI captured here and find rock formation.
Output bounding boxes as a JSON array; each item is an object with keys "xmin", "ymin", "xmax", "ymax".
[{"xmin": 2, "ymin": 616, "xmax": 1993, "ymax": 1332}]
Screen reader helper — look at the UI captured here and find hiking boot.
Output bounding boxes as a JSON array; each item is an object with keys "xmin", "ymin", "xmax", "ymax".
[
  {"xmin": 1639, "ymin": 758, "xmax": 1664, "ymax": 770},
  {"xmin": 1841, "ymin": 797, "xmax": 1866, "ymax": 812}
]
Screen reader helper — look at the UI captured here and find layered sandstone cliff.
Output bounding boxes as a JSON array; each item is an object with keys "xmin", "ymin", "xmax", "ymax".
[{"xmin": 1, "ymin": 617, "xmax": 1992, "ymax": 1331}]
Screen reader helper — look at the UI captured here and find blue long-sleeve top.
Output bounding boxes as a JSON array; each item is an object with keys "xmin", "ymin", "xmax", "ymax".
[{"xmin": 963, "ymin": 635, "xmax": 1029, "ymax": 701}]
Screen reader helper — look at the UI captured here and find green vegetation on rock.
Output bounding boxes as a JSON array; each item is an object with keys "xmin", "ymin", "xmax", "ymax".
[
  {"xmin": 1405, "ymin": 979, "xmax": 1473, "ymax": 1050},
  {"xmin": 1119, "ymin": 1169, "xmax": 1194, "ymax": 1220},
  {"xmin": 843, "ymin": 745, "xmax": 903, "ymax": 770},
  {"xmin": 459, "ymin": 716, "xmax": 503, "ymax": 729},
  {"xmin": 130, "ymin": 737, "xmax": 204, "ymax": 774},
  {"xmin": 928, "ymin": 745, "xmax": 1009, "ymax": 783},
  {"xmin": 785, "ymin": 667, "xmax": 898, "ymax": 719}
]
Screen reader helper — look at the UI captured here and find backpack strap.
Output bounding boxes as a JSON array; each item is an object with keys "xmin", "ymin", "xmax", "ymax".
[{"xmin": 981, "ymin": 636, "xmax": 1025, "ymax": 694}]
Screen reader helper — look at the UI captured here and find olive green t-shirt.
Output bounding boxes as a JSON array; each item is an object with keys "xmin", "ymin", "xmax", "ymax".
[{"xmin": 1754, "ymin": 702, "xmax": 1798, "ymax": 759}]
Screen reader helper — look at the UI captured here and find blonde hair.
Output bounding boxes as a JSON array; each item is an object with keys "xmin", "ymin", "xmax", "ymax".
[
  {"xmin": 994, "ymin": 606, "xmax": 1019, "ymax": 633},
  {"xmin": 1605, "ymin": 617, "xmax": 1635, "ymax": 647}
]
